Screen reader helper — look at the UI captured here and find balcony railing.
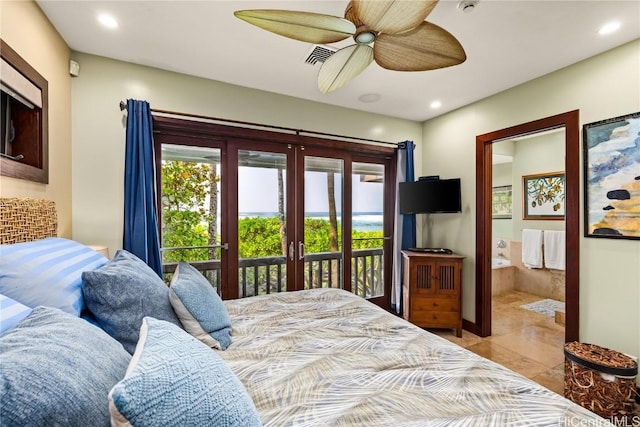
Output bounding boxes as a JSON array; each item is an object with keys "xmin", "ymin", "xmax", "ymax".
[{"xmin": 162, "ymin": 248, "xmax": 384, "ymax": 299}]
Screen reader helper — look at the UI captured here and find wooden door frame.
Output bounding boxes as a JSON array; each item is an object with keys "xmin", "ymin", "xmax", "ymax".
[
  {"xmin": 153, "ymin": 116, "xmax": 397, "ymax": 308},
  {"xmin": 474, "ymin": 110, "xmax": 580, "ymax": 341}
]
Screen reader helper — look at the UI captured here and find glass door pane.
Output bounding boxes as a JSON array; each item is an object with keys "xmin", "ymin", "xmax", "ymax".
[
  {"xmin": 160, "ymin": 144, "xmax": 222, "ymax": 290},
  {"xmin": 237, "ymin": 149, "xmax": 288, "ymax": 297},
  {"xmin": 351, "ymin": 162, "xmax": 385, "ymax": 298},
  {"xmin": 303, "ymin": 156, "xmax": 344, "ymax": 290}
]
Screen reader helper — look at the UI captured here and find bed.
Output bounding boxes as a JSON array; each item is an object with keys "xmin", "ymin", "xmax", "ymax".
[{"xmin": 0, "ymin": 197, "xmax": 614, "ymax": 426}]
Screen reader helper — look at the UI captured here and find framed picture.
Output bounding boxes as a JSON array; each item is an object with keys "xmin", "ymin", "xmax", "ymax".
[
  {"xmin": 522, "ymin": 172, "xmax": 565, "ymax": 220},
  {"xmin": 583, "ymin": 111, "xmax": 640, "ymax": 240},
  {"xmin": 492, "ymin": 185, "xmax": 512, "ymax": 219}
]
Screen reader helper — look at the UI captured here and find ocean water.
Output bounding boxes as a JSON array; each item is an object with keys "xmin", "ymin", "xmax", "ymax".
[{"xmin": 240, "ymin": 212, "xmax": 383, "ymax": 232}]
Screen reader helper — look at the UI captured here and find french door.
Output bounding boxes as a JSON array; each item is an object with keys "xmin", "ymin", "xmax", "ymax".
[{"xmin": 154, "ymin": 117, "xmax": 395, "ymax": 309}]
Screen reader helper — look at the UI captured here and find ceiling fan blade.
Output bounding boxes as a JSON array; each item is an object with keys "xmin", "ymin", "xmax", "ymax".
[
  {"xmin": 234, "ymin": 10, "xmax": 355, "ymax": 44},
  {"xmin": 352, "ymin": 0, "xmax": 438, "ymax": 34},
  {"xmin": 318, "ymin": 44, "xmax": 374, "ymax": 93},
  {"xmin": 374, "ymin": 22, "xmax": 466, "ymax": 71}
]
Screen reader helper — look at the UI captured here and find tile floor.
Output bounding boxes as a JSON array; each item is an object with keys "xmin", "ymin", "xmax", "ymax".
[
  {"xmin": 433, "ymin": 290, "xmax": 567, "ymax": 394},
  {"xmin": 432, "ymin": 291, "xmax": 639, "ymax": 419}
]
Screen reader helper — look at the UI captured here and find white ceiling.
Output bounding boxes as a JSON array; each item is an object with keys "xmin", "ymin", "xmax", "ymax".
[{"xmin": 36, "ymin": 0, "xmax": 640, "ymax": 122}]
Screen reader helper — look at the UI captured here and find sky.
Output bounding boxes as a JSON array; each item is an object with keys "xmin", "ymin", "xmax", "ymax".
[{"xmin": 238, "ymin": 167, "xmax": 384, "ymax": 213}]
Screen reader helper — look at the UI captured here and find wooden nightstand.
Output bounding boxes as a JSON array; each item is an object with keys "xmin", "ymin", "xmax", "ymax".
[
  {"xmin": 401, "ymin": 250, "xmax": 464, "ymax": 337},
  {"xmin": 87, "ymin": 245, "xmax": 110, "ymax": 259}
]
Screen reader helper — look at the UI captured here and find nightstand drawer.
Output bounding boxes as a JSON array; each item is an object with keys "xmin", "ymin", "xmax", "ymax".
[
  {"xmin": 412, "ymin": 298, "xmax": 458, "ymax": 312},
  {"xmin": 411, "ymin": 311, "xmax": 460, "ymax": 327}
]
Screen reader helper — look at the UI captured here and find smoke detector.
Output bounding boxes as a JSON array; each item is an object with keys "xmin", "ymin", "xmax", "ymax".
[{"xmin": 457, "ymin": 0, "xmax": 479, "ymax": 13}]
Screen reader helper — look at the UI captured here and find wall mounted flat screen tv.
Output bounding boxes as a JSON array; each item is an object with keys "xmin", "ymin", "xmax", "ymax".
[{"xmin": 399, "ymin": 178, "xmax": 462, "ymax": 214}]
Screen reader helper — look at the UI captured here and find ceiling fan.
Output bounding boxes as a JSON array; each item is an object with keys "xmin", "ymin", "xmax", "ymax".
[{"xmin": 234, "ymin": 1, "xmax": 466, "ymax": 94}]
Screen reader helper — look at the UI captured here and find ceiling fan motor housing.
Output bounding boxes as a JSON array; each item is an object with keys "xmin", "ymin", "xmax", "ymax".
[{"xmin": 345, "ymin": 2, "xmax": 377, "ymax": 44}]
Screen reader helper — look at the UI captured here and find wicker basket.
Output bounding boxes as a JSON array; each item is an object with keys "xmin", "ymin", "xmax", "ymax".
[{"xmin": 564, "ymin": 342, "xmax": 637, "ymax": 423}]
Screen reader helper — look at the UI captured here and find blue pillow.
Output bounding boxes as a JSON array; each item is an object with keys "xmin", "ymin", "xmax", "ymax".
[
  {"xmin": 0, "ymin": 237, "xmax": 109, "ymax": 315},
  {"xmin": 0, "ymin": 306, "xmax": 131, "ymax": 426},
  {"xmin": 109, "ymin": 317, "xmax": 262, "ymax": 427},
  {"xmin": 169, "ymin": 261, "xmax": 232, "ymax": 350},
  {"xmin": 0, "ymin": 294, "xmax": 32, "ymax": 334},
  {"xmin": 82, "ymin": 249, "xmax": 182, "ymax": 354}
]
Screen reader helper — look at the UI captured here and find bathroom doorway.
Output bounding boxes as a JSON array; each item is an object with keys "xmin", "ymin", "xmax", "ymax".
[
  {"xmin": 489, "ymin": 132, "xmax": 566, "ymax": 353},
  {"xmin": 491, "ymin": 128, "xmax": 566, "ymax": 320},
  {"xmin": 475, "ymin": 110, "xmax": 580, "ymax": 342}
]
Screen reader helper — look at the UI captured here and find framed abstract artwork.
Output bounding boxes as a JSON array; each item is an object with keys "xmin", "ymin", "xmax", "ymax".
[
  {"xmin": 583, "ymin": 111, "xmax": 640, "ymax": 240},
  {"xmin": 522, "ymin": 172, "xmax": 565, "ymax": 220},
  {"xmin": 492, "ymin": 185, "xmax": 512, "ymax": 219}
]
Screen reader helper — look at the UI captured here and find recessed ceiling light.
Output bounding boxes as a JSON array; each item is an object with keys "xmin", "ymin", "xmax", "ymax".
[
  {"xmin": 358, "ymin": 93, "xmax": 381, "ymax": 103},
  {"xmin": 98, "ymin": 13, "xmax": 119, "ymax": 29},
  {"xmin": 430, "ymin": 100, "xmax": 442, "ymax": 109},
  {"xmin": 598, "ymin": 21, "xmax": 621, "ymax": 35}
]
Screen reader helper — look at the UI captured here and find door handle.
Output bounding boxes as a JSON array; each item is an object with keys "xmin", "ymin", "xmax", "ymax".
[
  {"xmin": 298, "ymin": 241, "xmax": 305, "ymax": 260},
  {"xmin": 289, "ymin": 241, "xmax": 294, "ymax": 261}
]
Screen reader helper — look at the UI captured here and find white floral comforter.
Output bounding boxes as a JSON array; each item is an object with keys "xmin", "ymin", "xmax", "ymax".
[{"xmin": 221, "ymin": 288, "xmax": 611, "ymax": 426}]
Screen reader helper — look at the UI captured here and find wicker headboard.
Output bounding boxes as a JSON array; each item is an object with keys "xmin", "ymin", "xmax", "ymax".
[{"xmin": 0, "ymin": 198, "xmax": 57, "ymax": 244}]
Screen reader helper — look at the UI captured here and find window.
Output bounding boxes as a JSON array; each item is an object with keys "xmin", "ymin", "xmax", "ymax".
[
  {"xmin": 153, "ymin": 116, "xmax": 396, "ymax": 310},
  {"xmin": 0, "ymin": 39, "xmax": 48, "ymax": 183}
]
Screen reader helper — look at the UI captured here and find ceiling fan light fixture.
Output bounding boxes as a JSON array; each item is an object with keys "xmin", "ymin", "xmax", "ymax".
[{"xmin": 355, "ymin": 31, "xmax": 376, "ymax": 44}]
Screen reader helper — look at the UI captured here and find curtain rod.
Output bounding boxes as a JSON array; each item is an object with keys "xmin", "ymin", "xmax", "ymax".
[{"xmin": 119, "ymin": 100, "xmax": 398, "ymax": 146}]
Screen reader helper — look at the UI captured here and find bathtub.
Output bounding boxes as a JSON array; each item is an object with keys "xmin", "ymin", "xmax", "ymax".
[
  {"xmin": 492, "ymin": 258, "xmax": 511, "ymax": 268},
  {"xmin": 492, "ymin": 258, "xmax": 514, "ymax": 296}
]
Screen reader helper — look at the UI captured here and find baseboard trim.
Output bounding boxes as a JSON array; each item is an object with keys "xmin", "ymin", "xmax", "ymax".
[{"xmin": 462, "ymin": 319, "xmax": 478, "ymax": 336}]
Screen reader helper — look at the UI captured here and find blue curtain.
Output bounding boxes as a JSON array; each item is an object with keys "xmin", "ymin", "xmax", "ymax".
[
  {"xmin": 123, "ymin": 99, "xmax": 162, "ymax": 277},
  {"xmin": 392, "ymin": 140, "xmax": 416, "ymax": 313}
]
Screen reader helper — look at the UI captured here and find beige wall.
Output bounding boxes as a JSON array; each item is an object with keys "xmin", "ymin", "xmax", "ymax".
[
  {"xmin": 0, "ymin": 1, "xmax": 72, "ymax": 237},
  {"xmin": 70, "ymin": 52, "xmax": 423, "ymax": 253},
  {"xmin": 511, "ymin": 131, "xmax": 565, "ymax": 236},
  {"xmin": 492, "ymin": 161, "xmax": 512, "ymax": 240},
  {"xmin": 422, "ymin": 39, "xmax": 640, "ymax": 363}
]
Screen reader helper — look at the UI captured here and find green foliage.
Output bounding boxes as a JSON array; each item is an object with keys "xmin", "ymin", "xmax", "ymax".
[
  {"xmin": 237, "ymin": 216, "xmax": 383, "ymax": 259},
  {"xmin": 162, "ymin": 161, "xmax": 211, "ymax": 215},
  {"xmin": 238, "ymin": 217, "xmax": 285, "ymax": 258},
  {"xmin": 161, "ymin": 160, "xmax": 213, "ymax": 263},
  {"xmin": 161, "ymin": 160, "xmax": 383, "ymax": 297}
]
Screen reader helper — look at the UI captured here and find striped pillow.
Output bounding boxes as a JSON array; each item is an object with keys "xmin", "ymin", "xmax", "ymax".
[
  {"xmin": 0, "ymin": 294, "xmax": 32, "ymax": 334},
  {"xmin": 0, "ymin": 238, "xmax": 109, "ymax": 316}
]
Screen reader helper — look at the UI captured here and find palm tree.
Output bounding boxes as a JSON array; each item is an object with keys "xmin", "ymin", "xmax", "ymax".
[
  {"xmin": 327, "ymin": 172, "xmax": 339, "ymax": 288},
  {"xmin": 207, "ymin": 162, "xmax": 220, "ymax": 286},
  {"xmin": 277, "ymin": 167, "xmax": 287, "ymax": 256}
]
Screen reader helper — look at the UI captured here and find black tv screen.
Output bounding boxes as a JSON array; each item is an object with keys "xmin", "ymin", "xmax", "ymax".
[{"xmin": 399, "ymin": 178, "xmax": 462, "ymax": 214}]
